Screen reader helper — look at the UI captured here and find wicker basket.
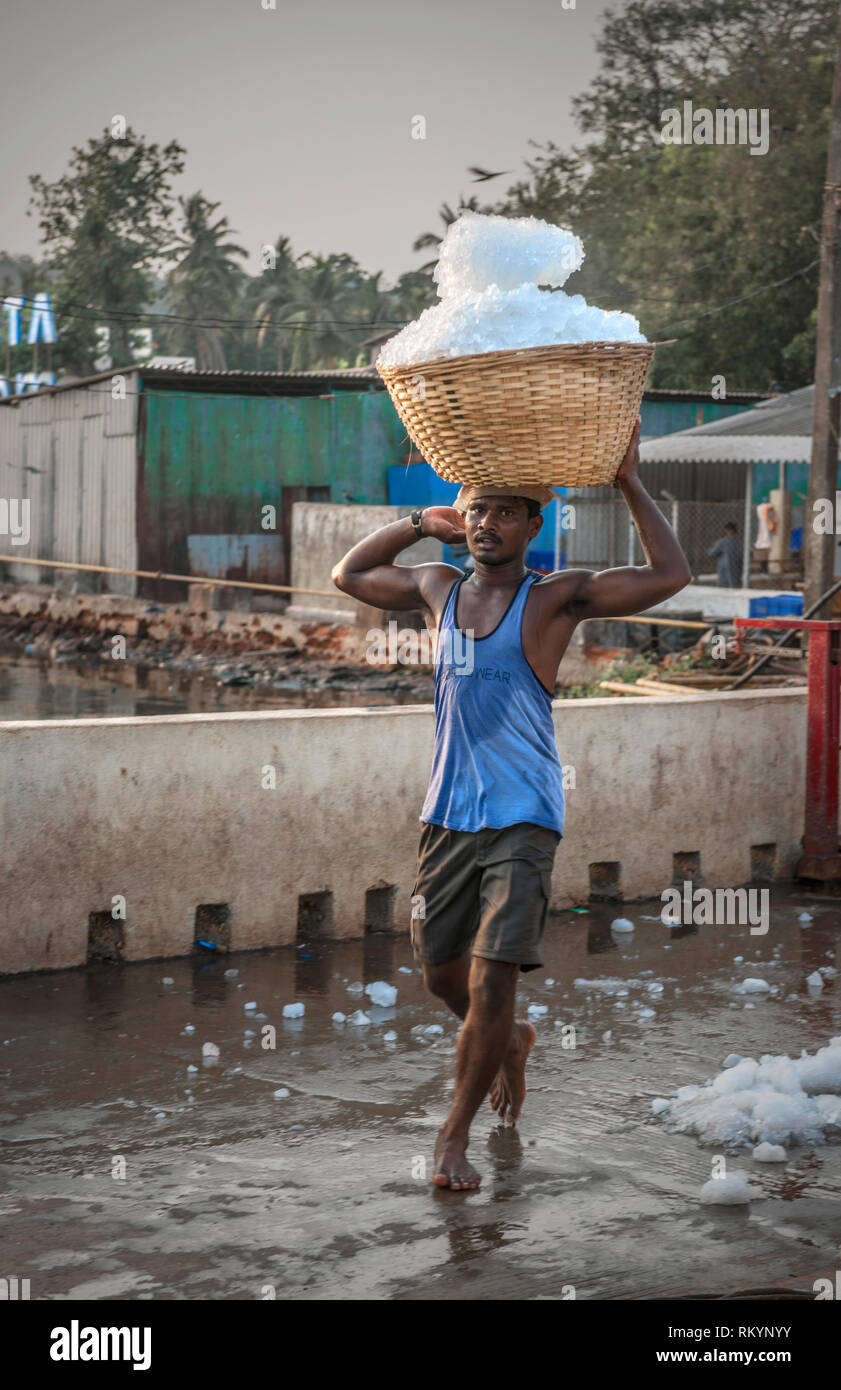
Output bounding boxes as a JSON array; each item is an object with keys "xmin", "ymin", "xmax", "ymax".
[{"xmin": 377, "ymin": 340, "xmax": 657, "ymax": 488}]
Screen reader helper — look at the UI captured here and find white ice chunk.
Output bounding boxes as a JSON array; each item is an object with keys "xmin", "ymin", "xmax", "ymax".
[
  {"xmin": 273, "ymin": 1088, "xmax": 290, "ymax": 1099},
  {"xmin": 700, "ymin": 1172, "xmax": 757, "ymax": 1204},
  {"xmin": 651, "ymin": 1098, "xmax": 670, "ymax": 1114},
  {"xmin": 348, "ymin": 1010, "xmax": 371, "ymax": 1025},
  {"xmin": 244, "ymin": 1001, "xmax": 257, "ymax": 1011},
  {"xmin": 527, "ymin": 1003, "xmax": 548, "ymax": 1016},
  {"xmin": 183, "ymin": 1024, "xmax": 195, "ymax": 1033},
  {"xmin": 201, "ymin": 1042, "xmax": 220, "ymax": 1057},
  {"xmin": 383, "ymin": 1031, "xmax": 398, "ymax": 1042},
  {"xmin": 806, "ymin": 971, "xmax": 824, "ymax": 991},
  {"xmin": 425, "ymin": 1023, "xmax": 444, "ymax": 1035},
  {"xmin": 753, "ymin": 1142, "xmax": 787, "ymax": 1162},
  {"xmin": 332, "ymin": 1012, "xmax": 347, "ymax": 1023},
  {"xmin": 346, "ymin": 981, "xmax": 364, "ymax": 995},
  {"xmin": 398, "ymin": 966, "xmax": 413, "ymax": 974},
  {"xmin": 432, "ymin": 210, "xmax": 584, "ymax": 298},
  {"xmin": 611, "ymin": 917, "xmax": 635, "ymax": 933},
  {"xmin": 282, "ymin": 1002, "xmax": 305, "ymax": 1018},
  {"xmin": 365, "ymin": 981, "xmax": 397, "ymax": 1007}
]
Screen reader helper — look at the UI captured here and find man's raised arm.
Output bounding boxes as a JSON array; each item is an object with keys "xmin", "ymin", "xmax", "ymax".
[
  {"xmin": 564, "ymin": 418, "xmax": 692, "ymax": 621},
  {"xmin": 331, "ymin": 506, "xmax": 467, "ymax": 611}
]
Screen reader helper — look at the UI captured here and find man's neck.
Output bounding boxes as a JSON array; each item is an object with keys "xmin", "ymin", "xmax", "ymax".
[{"xmin": 467, "ymin": 559, "xmax": 529, "ymax": 588}]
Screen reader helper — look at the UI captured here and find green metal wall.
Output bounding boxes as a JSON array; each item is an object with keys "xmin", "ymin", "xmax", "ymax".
[{"xmin": 137, "ymin": 386, "xmax": 407, "ymax": 586}]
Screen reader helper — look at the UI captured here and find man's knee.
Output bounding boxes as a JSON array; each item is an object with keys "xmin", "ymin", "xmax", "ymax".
[
  {"xmin": 423, "ymin": 957, "xmax": 469, "ymax": 1003},
  {"xmin": 469, "ymin": 956, "xmax": 518, "ymax": 1009}
]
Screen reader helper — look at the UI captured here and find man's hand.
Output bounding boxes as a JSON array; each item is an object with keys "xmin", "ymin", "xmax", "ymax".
[
  {"xmin": 613, "ymin": 416, "xmax": 641, "ymax": 488},
  {"xmin": 421, "ymin": 506, "xmax": 468, "ymax": 543}
]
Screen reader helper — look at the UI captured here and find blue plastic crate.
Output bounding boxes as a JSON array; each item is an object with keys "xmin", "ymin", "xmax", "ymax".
[{"xmin": 748, "ymin": 593, "xmax": 803, "ymax": 618}]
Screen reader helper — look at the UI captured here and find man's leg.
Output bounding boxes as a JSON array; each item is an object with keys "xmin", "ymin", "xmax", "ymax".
[
  {"xmin": 422, "ymin": 955, "xmax": 470, "ymax": 1019},
  {"xmin": 423, "ymin": 955, "xmax": 535, "ymax": 1124},
  {"xmin": 432, "ymin": 955, "xmax": 519, "ymax": 1190}
]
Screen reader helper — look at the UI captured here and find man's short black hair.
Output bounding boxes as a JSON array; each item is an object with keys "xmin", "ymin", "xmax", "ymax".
[
  {"xmin": 522, "ymin": 498, "xmax": 542, "ymax": 520},
  {"xmin": 724, "ymin": 521, "xmax": 738, "ymax": 533}
]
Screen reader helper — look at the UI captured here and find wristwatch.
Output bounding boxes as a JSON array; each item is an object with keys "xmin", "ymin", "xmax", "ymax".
[{"xmin": 410, "ymin": 508, "xmax": 426, "ymax": 539}]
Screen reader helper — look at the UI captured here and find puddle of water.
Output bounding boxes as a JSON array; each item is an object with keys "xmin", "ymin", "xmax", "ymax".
[
  {"xmin": 0, "ymin": 648, "xmax": 430, "ymax": 720},
  {"xmin": 1, "ymin": 889, "xmax": 838, "ymax": 1300}
]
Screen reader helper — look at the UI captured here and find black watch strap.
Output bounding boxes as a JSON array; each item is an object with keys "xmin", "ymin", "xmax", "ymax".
[{"xmin": 410, "ymin": 508, "xmax": 425, "ymax": 539}]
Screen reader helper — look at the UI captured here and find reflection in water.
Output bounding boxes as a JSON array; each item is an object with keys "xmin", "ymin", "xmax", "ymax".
[{"xmin": 0, "ymin": 648, "xmax": 429, "ymax": 721}]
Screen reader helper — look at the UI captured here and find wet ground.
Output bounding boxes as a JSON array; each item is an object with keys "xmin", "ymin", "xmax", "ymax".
[
  {"xmin": 1, "ymin": 886, "xmax": 839, "ymax": 1301},
  {"xmin": 0, "ymin": 647, "xmax": 431, "ymax": 719}
]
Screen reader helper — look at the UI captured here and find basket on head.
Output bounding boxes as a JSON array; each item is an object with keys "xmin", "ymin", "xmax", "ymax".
[{"xmin": 376, "ymin": 340, "xmax": 657, "ymax": 489}]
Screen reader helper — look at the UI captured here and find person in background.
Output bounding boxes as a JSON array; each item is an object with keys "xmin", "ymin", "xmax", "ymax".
[{"xmin": 708, "ymin": 522, "xmax": 741, "ymax": 588}]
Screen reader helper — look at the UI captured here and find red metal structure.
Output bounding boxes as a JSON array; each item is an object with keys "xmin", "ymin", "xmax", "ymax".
[{"xmin": 734, "ymin": 617, "xmax": 841, "ymax": 883}]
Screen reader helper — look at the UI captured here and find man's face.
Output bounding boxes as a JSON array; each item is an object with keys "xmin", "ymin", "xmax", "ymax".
[{"xmin": 462, "ymin": 495, "xmax": 543, "ymax": 565}]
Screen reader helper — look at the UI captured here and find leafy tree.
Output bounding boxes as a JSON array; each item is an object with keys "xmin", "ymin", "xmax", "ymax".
[
  {"xmin": 29, "ymin": 128, "xmax": 185, "ymax": 373},
  {"xmin": 491, "ymin": 0, "xmax": 836, "ymax": 390},
  {"xmin": 163, "ymin": 194, "xmax": 248, "ymax": 370}
]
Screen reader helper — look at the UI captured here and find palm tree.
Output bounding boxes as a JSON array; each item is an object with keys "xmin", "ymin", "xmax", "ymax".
[{"xmin": 164, "ymin": 194, "xmax": 247, "ymax": 370}]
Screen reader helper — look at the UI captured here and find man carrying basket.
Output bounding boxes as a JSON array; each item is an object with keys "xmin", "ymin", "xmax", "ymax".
[{"xmin": 332, "ymin": 419, "xmax": 690, "ymax": 1190}]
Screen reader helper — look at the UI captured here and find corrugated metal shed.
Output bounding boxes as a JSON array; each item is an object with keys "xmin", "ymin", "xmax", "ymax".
[{"xmin": 640, "ymin": 387, "xmax": 826, "ymax": 464}]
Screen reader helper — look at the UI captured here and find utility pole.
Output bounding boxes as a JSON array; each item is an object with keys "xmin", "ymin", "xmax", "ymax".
[{"xmin": 806, "ymin": 4, "xmax": 841, "ymax": 610}]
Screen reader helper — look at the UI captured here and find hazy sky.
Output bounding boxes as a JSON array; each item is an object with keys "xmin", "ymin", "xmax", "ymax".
[{"xmin": 0, "ymin": 0, "xmax": 617, "ymax": 283}]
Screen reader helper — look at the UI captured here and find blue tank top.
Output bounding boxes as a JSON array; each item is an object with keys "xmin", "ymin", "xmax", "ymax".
[{"xmin": 420, "ymin": 569, "xmax": 565, "ymax": 835}]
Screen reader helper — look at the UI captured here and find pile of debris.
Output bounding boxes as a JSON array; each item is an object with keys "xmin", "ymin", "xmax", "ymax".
[{"xmin": 596, "ymin": 624, "xmax": 806, "ymax": 699}]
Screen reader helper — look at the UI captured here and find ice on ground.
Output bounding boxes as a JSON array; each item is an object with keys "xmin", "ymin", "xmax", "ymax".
[
  {"xmin": 282, "ymin": 1002, "xmax": 305, "ymax": 1018},
  {"xmin": 798, "ymin": 912, "xmax": 813, "ymax": 922},
  {"xmin": 383, "ymin": 1031, "xmax": 398, "ymax": 1042},
  {"xmin": 647, "ymin": 982, "xmax": 664, "ymax": 995},
  {"xmin": 753, "ymin": 1142, "xmax": 787, "ymax": 1162},
  {"xmin": 183, "ymin": 1024, "xmax": 195, "ymax": 1034},
  {"xmin": 187, "ymin": 1064, "xmax": 198, "ymax": 1074},
  {"xmin": 273, "ymin": 1088, "xmax": 290, "ymax": 1099},
  {"xmin": 651, "ymin": 1098, "xmax": 670, "ymax": 1114},
  {"xmin": 700, "ymin": 1172, "xmax": 757, "ymax": 1205},
  {"xmin": 528, "ymin": 1003, "xmax": 548, "ymax": 1017},
  {"xmin": 201, "ymin": 1042, "xmax": 220, "ymax": 1057},
  {"xmin": 224, "ymin": 968, "xmax": 238, "ymax": 978},
  {"xmin": 653, "ymin": 1036, "xmax": 841, "ymax": 1147},
  {"xmin": 347, "ymin": 1010, "xmax": 371, "ymax": 1026},
  {"xmin": 244, "ymin": 1001, "xmax": 257, "ymax": 1012},
  {"xmin": 432, "ymin": 211, "xmax": 584, "ymax": 298},
  {"xmin": 162, "ymin": 977, "xmax": 174, "ymax": 985},
  {"xmin": 574, "ymin": 977, "xmax": 641, "ymax": 995},
  {"xmin": 733, "ymin": 978, "xmax": 770, "ymax": 994},
  {"xmin": 806, "ymin": 972, "xmax": 824, "ymax": 991},
  {"xmin": 723, "ymin": 1053, "xmax": 743, "ymax": 1068},
  {"xmin": 611, "ymin": 918, "xmax": 635, "ymax": 933},
  {"xmin": 397, "ymin": 966, "xmax": 413, "ymax": 974},
  {"xmin": 425, "ymin": 1024, "xmax": 444, "ymax": 1035},
  {"xmin": 636, "ymin": 1006, "xmax": 656, "ymax": 1019},
  {"xmin": 365, "ymin": 981, "xmax": 397, "ymax": 1007},
  {"xmin": 332, "ymin": 1012, "xmax": 346, "ymax": 1023},
  {"xmin": 603, "ymin": 1030, "xmax": 613, "ymax": 1041},
  {"xmin": 346, "ymin": 982, "xmax": 364, "ymax": 995}
]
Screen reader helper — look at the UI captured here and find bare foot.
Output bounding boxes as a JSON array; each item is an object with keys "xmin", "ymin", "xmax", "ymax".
[
  {"xmin": 432, "ymin": 1129, "xmax": 481, "ymax": 1190},
  {"xmin": 488, "ymin": 1021, "xmax": 537, "ymax": 1125}
]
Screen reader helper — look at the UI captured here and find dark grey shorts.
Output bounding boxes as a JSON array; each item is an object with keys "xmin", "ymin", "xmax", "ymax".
[{"xmin": 410, "ymin": 821, "xmax": 559, "ymax": 974}]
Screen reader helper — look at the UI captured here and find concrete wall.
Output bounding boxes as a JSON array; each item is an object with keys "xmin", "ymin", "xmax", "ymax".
[
  {"xmin": 289, "ymin": 501, "xmax": 444, "ymax": 624},
  {"xmin": 1, "ymin": 688, "xmax": 806, "ymax": 975}
]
